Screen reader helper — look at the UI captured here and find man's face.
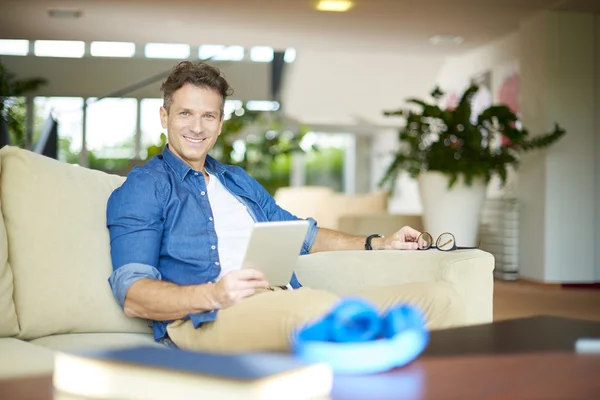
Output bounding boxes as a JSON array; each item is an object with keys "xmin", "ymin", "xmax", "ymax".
[{"xmin": 160, "ymin": 83, "xmax": 223, "ymax": 171}]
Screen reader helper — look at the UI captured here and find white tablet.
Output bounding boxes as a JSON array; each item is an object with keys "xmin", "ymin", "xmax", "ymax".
[{"xmin": 241, "ymin": 220, "xmax": 310, "ymax": 287}]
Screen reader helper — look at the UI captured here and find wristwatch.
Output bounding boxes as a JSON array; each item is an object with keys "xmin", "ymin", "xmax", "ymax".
[{"xmin": 365, "ymin": 234, "xmax": 383, "ymax": 250}]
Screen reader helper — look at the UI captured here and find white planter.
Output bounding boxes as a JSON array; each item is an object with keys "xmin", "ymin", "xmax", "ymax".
[{"xmin": 418, "ymin": 171, "xmax": 487, "ymax": 247}]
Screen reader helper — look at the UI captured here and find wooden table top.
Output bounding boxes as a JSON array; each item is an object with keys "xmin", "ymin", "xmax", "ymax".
[
  {"xmin": 332, "ymin": 351, "xmax": 600, "ymax": 400},
  {"xmin": 423, "ymin": 315, "xmax": 600, "ymax": 357},
  {"xmin": 2, "ymin": 352, "xmax": 599, "ymax": 400}
]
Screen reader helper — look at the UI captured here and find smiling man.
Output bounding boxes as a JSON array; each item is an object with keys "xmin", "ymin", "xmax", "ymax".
[{"xmin": 106, "ymin": 61, "xmax": 465, "ymax": 352}]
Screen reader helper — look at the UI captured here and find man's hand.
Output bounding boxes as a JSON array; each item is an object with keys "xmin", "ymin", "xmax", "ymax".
[
  {"xmin": 212, "ymin": 269, "xmax": 270, "ymax": 309},
  {"xmin": 122, "ymin": 270, "xmax": 269, "ymax": 321},
  {"xmin": 373, "ymin": 226, "xmax": 422, "ymax": 250}
]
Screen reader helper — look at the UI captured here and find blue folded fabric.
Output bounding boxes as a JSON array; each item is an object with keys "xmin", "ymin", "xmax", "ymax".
[{"xmin": 290, "ymin": 298, "xmax": 429, "ymax": 374}]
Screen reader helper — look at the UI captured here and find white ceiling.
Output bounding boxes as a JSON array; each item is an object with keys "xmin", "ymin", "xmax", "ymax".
[{"xmin": 1, "ymin": 0, "xmax": 596, "ymax": 56}]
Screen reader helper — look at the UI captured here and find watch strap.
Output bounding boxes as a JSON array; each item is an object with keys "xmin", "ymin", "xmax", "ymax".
[{"xmin": 365, "ymin": 234, "xmax": 383, "ymax": 250}]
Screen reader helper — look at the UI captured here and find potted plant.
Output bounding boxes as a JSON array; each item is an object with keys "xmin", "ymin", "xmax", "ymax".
[
  {"xmin": 0, "ymin": 59, "xmax": 47, "ymax": 149},
  {"xmin": 379, "ymin": 84, "xmax": 566, "ymax": 246}
]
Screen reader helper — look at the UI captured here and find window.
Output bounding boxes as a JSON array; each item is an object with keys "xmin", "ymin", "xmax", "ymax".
[
  {"xmin": 245, "ymin": 101, "xmax": 280, "ymax": 111},
  {"xmin": 85, "ymin": 98, "xmax": 137, "ymax": 159},
  {"xmin": 90, "ymin": 41, "xmax": 135, "ymax": 58},
  {"xmin": 250, "ymin": 46, "xmax": 274, "ymax": 62},
  {"xmin": 34, "ymin": 97, "xmax": 84, "ymax": 163},
  {"xmin": 34, "ymin": 40, "xmax": 85, "ymax": 58},
  {"xmin": 144, "ymin": 43, "xmax": 190, "ymax": 59},
  {"xmin": 199, "ymin": 45, "xmax": 244, "ymax": 61},
  {"xmin": 302, "ymin": 132, "xmax": 353, "ymax": 192},
  {"xmin": 140, "ymin": 98, "xmax": 165, "ymax": 154},
  {"xmin": 224, "ymin": 100, "xmax": 243, "ymax": 119},
  {"xmin": 284, "ymin": 48, "xmax": 297, "ymax": 63},
  {"xmin": 199, "ymin": 45, "xmax": 222, "ymax": 60},
  {"xmin": 0, "ymin": 39, "xmax": 29, "ymax": 56}
]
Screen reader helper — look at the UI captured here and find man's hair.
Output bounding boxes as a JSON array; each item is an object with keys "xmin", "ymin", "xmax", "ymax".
[{"xmin": 160, "ymin": 61, "xmax": 234, "ymax": 117}]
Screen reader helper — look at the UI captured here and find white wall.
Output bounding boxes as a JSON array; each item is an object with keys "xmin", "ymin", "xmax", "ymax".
[
  {"xmin": 597, "ymin": 14, "xmax": 600, "ymax": 282},
  {"xmin": 545, "ymin": 12, "xmax": 596, "ymax": 282},
  {"xmin": 370, "ymin": 128, "xmax": 423, "ymax": 214},
  {"xmin": 436, "ymin": 32, "xmax": 520, "ymax": 104},
  {"xmin": 519, "ymin": 10, "xmax": 597, "ymax": 282},
  {"xmin": 518, "ymin": 11, "xmax": 550, "ymax": 282},
  {"xmin": 282, "ymin": 50, "xmax": 445, "ymax": 126}
]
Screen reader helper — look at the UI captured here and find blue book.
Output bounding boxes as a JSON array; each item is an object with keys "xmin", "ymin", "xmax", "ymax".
[{"xmin": 53, "ymin": 345, "xmax": 333, "ymax": 400}]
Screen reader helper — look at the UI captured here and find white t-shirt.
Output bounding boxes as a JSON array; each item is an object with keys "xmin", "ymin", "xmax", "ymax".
[{"xmin": 206, "ymin": 172, "xmax": 255, "ymax": 281}]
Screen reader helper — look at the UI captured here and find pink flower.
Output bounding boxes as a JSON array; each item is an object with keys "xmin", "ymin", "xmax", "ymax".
[
  {"xmin": 445, "ymin": 93, "xmax": 459, "ymax": 111},
  {"xmin": 499, "ymin": 73, "xmax": 520, "ymax": 114}
]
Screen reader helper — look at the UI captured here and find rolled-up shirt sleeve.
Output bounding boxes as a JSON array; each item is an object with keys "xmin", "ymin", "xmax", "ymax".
[
  {"xmin": 106, "ymin": 169, "xmax": 167, "ymax": 309},
  {"xmin": 108, "ymin": 263, "xmax": 162, "ymax": 308}
]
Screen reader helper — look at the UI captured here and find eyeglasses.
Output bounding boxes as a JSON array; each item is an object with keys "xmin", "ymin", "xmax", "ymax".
[{"xmin": 416, "ymin": 232, "xmax": 480, "ymax": 251}]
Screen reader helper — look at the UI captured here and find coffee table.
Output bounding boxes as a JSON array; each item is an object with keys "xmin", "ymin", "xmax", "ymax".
[
  {"xmin": 1, "ymin": 316, "xmax": 599, "ymax": 399},
  {"xmin": 2, "ymin": 352, "xmax": 599, "ymax": 400}
]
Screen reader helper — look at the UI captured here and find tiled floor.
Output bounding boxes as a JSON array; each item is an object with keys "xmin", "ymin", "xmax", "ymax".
[{"xmin": 493, "ymin": 280, "xmax": 600, "ymax": 322}]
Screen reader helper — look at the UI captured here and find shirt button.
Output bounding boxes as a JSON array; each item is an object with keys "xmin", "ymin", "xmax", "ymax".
[
  {"xmin": 209, "ymin": 217, "xmax": 213, "ymax": 221},
  {"xmin": 211, "ymin": 245, "xmax": 216, "ymax": 250},
  {"xmin": 215, "ymin": 262, "xmax": 220, "ymax": 266},
  {"xmin": 201, "ymin": 191, "xmax": 206, "ymax": 196},
  {"xmin": 194, "ymin": 172, "xmax": 199, "ymax": 176}
]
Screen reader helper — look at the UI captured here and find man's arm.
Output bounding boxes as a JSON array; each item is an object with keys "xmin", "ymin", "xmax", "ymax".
[
  {"xmin": 241, "ymin": 167, "xmax": 421, "ymax": 254},
  {"xmin": 123, "ymin": 268, "xmax": 268, "ymax": 320},
  {"xmin": 309, "ymin": 228, "xmax": 383, "ymax": 253},
  {"xmin": 309, "ymin": 226, "xmax": 422, "ymax": 253},
  {"xmin": 121, "ymin": 279, "xmax": 219, "ymax": 320}
]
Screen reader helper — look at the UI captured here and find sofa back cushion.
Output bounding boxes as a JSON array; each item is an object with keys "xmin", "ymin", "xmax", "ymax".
[
  {"xmin": 0, "ymin": 159, "xmax": 19, "ymax": 337},
  {"xmin": 0, "ymin": 146, "xmax": 151, "ymax": 340}
]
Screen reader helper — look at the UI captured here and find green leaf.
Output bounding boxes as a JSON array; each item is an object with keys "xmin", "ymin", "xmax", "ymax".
[
  {"xmin": 520, "ymin": 124, "xmax": 566, "ymax": 151},
  {"xmin": 383, "ymin": 109, "xmax": 405, "ymax": 117},
  {"xmin": 430, "ymin": 87, "xmax": 444, "ymax": 99}
]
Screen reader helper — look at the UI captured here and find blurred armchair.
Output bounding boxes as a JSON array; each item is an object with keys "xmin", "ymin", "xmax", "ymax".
[{"xmin": 274, "ymin": 186, "xmax": 423, "ymax": 236}]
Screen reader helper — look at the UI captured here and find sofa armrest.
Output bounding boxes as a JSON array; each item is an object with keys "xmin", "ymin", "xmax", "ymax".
[{"xmin": 294, "ymin": 249, "xmax": 495, "ymax": 325}]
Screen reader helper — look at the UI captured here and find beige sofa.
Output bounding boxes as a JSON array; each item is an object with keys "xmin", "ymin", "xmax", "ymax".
[{"xmin": 0, "ymin": 146, "xmax": 495, "ymax": 380}]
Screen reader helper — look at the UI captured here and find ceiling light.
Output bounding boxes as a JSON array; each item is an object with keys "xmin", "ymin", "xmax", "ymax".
[
  {"xmin": 429, "ymin": 35, "xmax": 464, "ymax": 45},
  {"xmin": 316, "ymin": 0, "xmax": 354, "ymax": 12},
  {"xmin": 47, "ymin": 8, "xmax": 82, "ymax": 18}
]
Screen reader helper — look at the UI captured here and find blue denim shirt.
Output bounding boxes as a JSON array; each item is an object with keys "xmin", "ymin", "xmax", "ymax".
[{"xmin": 106, "ymin": 145, "xmax": 318, "ymax": 342}]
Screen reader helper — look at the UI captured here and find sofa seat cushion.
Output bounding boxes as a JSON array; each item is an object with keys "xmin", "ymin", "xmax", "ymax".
[
  {"xmin": 0, "ymin": 146, "xmax": 151, "ymax": 340},
  {"xmin": 31, "ymin": 333, "xmax": 159, "ymax": 351},
  {"xmin": 0, "ymin": 159, "xmax": 19, "ymax": 337},
  {"xmin": 0, "ymin": 338, "xmax": 54, "ymax": 379}
]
